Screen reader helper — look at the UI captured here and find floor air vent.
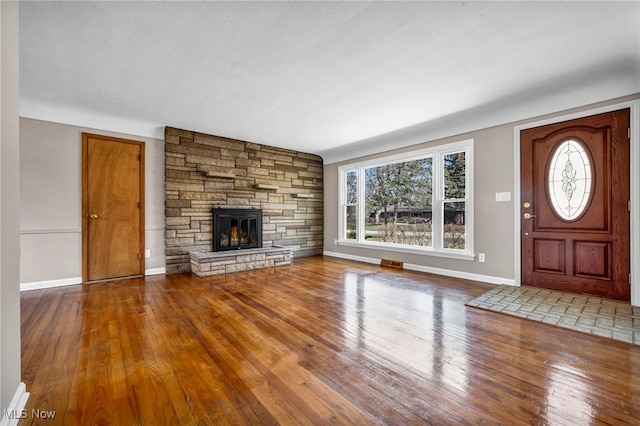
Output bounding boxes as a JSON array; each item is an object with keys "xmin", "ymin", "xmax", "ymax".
[{"xmin": 380, "ymin": 259, "xmax": 404, "ymax": 269}]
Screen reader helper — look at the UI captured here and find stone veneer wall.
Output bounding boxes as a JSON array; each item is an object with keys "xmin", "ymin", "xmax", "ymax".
[{"xmin": 164, "ymin": 127, "xmax": 324, "ymax": 274}]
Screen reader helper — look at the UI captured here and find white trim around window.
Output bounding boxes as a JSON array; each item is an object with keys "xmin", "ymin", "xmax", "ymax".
[{"xmin": 338, "ymin": 139, "xmax": 474, "ymax": 260}]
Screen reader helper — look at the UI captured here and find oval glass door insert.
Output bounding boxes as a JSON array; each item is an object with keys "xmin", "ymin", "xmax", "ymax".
[{"xmin": 547, "ymin": 139, "xmax": 593, "ymax": 221}]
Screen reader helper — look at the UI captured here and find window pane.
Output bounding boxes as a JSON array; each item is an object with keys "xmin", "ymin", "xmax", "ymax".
[
  {"xmin": 345, "ymin": 205, "xmax": 357, "ymax": 240},
  {"xmin": 443, "ymin": 201, "xmax": 465, "ymax": 250},
  {"xmin": 346, "ymin": 170, "xmax": 357, "ymax": 204},
  {"xmin": 444, "ymin": 152, "xmax": 465, "ymax": 199},
  {"xmin": 364, "ymin": 158, "xmax": 433, "ymax": 247}
]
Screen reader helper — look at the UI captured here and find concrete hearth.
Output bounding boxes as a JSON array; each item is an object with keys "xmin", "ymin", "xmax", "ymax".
[{"xmin": 190, "ymin": 246, "xmax": 292, "ymax": 276}]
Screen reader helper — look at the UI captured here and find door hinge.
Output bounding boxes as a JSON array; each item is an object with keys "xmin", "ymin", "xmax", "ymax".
[{"xmin": 138, "ymin": 252, "xmax": 142, "ymax": 260}]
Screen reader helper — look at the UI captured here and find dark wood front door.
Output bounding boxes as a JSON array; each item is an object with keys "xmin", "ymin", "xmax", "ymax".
[
  {"xmin": 521, "ymin": 109, "xmax": 630, "ymax": 300},
  {"xmin": 82, "ymin": 133, "xmax": 145, "ymax": 282}
]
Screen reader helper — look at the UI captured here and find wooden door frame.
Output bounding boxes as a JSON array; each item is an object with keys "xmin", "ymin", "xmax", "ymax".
[
  {"xmin": 514, "ymin": 100, "xmax": 640, "ymax": 306},
  {"xmin": 82, "ymin": 132, "xmax": 146, "ymax": 283}
]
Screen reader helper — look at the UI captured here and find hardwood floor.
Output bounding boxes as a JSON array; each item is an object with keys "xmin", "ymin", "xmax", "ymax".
[{"xmin": 20, "ymin": 256, "xmax": 640, "ymax": 425}]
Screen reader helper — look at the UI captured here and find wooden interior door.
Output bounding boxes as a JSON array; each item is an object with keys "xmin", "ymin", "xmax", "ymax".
[
  {"xmin": 520, "ymin": 109, "xmax": 630, "ymax": 300},
  {"xmin": 83, "ymin": 133, "xmax": 145, "ymax": 282}
]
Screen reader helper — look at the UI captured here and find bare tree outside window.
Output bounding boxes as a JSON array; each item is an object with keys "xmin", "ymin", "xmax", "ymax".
[
  {"xmin": 345, "ymin": 170, "xmax": 357, "ymax": 240},
  {"xmin": 443, "ymin": 152, "xmax": 466, "ymax": 250},
  {"xmin": 364, "ymin": 158, "xmax": 434, "ymax": 247},
  {"xmin": 339, "ymin": 140, "xmax": 472, "ymax": 256}
]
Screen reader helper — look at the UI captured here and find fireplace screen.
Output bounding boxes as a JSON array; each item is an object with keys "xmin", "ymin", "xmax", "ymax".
[{"xmin": 213, "ymin": 208, "xmax": 262, "ymax": 252}]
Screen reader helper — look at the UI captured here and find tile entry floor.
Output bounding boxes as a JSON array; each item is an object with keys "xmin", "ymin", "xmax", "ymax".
[{"xmin": 466, "ymin": 285, "xmax": 640, "ymax": 345}]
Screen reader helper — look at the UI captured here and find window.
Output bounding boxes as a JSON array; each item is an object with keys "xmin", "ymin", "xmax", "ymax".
[
  {"xmin": 338, "ymin": 139, "xmax": 474, "ymax": 260},
  {"xmin": 344, "ymin": 170, "xmax": 357, "ymax": 240}
]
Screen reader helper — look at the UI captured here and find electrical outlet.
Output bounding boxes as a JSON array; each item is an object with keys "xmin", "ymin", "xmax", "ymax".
[{"xmin": 478, "ymin": 253, "xmax": 485, "ymax": 263}]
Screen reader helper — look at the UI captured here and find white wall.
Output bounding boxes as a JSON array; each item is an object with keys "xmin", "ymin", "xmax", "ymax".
[
  {"xmin": 19, "ymin": 118, "xmax": 166, "ymax": 288},
  {"xmin": 1, "ymin": 0, "xmax": 28, "ymax": 416}
]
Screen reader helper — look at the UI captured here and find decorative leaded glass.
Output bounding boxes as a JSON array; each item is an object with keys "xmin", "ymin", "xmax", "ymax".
[{"xmin": 548, "ymin": 139, "xmax": 592, "ymax": 221}]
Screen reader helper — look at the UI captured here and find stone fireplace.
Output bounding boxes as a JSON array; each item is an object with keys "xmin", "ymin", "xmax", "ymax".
[
  {"xmin": 164, "ymin": 126, "xmax": 324, "ymax": 274},
  {"xmin": 213, "ymin": 208, "xmax": 262, "ymax": 252},
  {"xmin": 192, "ymin": 205, "xmax": 292, "ymax": 277}
]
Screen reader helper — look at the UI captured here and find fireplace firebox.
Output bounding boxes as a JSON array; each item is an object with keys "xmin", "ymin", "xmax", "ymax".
[{"xmin": 213, "ymin": 208, "xmax": 263, "ymax": 252}]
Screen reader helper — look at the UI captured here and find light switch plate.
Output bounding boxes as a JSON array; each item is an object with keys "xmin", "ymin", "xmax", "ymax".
[{"xmin": 495, "ymin": 192, "xmax": 511, "ymax": 202}]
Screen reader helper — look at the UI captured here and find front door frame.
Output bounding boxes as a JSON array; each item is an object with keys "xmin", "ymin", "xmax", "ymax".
[{"xmin": 514, "ymin": 99, "xmax": 640, "ymax": 306}]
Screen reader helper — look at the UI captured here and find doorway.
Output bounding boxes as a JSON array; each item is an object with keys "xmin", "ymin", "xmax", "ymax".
[
  {"xmin": 82, "ymin": 133, "xmax": 145, "ymax": 282},
  {"xmin": 520, "ymin": 109, "xmax": 630, "ymax": 300}
]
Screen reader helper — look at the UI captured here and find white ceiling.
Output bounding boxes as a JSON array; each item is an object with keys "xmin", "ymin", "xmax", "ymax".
[{"xmin": 19, "ymin": 1, "xmax": 640, "ymax": 163}]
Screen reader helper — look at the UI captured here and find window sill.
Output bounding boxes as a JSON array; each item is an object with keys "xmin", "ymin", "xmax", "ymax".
[{"xmin": 336, "ymin": 240, "xmax": 475, "ymax": 261}]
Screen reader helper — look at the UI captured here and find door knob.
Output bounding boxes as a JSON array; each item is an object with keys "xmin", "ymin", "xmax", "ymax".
[
  {"xmin": 89, "ymin": 214, "xmax": 98, "ymax": 219},
  {"xmin": 523, "ymin": 213, "xmax": 536, "ymax": 219}
]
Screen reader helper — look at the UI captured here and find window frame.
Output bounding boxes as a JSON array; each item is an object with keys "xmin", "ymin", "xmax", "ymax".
[{"xmin": 337, "ymin": 139, "xmax": 474, "ymax": 260}]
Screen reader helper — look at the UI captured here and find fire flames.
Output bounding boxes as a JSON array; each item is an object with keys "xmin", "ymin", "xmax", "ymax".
[{"xmin": 230, "ymin": 226, "xmax": 247, "ymax": 244}]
